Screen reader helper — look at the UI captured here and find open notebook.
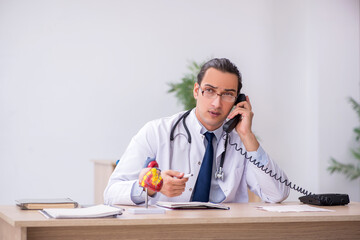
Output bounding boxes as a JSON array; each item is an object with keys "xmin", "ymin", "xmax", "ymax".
[{"xmin": 156, "ymin": 201, "xmax": 230, "ymax": 210}]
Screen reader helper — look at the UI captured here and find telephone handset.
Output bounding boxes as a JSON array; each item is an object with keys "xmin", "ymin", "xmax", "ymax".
[{"xmin": 223, "ymin": 93, "xmax": 247, "ymax": 133}]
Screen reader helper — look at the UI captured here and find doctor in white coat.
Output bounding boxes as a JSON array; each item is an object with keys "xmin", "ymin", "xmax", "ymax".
[{"xmin": 104, "ymin": 58, "xmax": 290, "ymax": 205}]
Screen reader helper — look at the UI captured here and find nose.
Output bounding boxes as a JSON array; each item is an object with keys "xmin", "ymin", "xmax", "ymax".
[{"xmin": 210, "ymin": 94, "xmax": 222, "ymax": 108}]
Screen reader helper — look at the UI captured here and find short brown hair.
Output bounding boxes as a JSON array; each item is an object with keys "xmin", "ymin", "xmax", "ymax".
[{"xmin": 197, "ymin": 58, "xmax": 242, "ymax": 94}]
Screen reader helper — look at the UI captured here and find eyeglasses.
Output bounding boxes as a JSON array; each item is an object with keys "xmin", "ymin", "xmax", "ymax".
[{"xmin": 199, "ymin": 86, "xmax": 237, "ymax": 103}]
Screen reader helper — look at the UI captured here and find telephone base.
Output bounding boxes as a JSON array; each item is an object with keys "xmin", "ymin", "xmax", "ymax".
[{"xmin": 299, "ymin": 193, "xmax": 350, "ymax": 206}]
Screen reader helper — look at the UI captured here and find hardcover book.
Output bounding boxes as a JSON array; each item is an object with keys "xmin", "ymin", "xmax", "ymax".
[{"xmin": 16, "ymin": 198, "xmax": 79, "ymax": 210}]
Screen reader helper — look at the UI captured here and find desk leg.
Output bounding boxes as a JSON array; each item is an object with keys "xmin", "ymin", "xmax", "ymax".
[{"xmin": 0, "ymin": 217, "xmax": 26, "ymax": 240}]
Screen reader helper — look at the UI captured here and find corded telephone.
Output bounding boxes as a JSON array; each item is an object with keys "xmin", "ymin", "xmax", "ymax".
[{"xmin": 223, "ymin": 93, "xmax": 350, "ymax": 206}]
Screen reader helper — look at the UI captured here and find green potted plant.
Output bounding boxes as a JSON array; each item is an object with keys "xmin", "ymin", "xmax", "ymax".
[
  {"xmin": 167, "ymin": 60, "xmax": 205, "ymax": 110},
  {"xmin": 328, "ymin": 97, "xmax": 360, "ymax": 180}
]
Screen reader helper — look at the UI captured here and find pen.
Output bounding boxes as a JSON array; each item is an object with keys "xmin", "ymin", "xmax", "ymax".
[{"xmin": 183, "ymin": 173, "xmax": 193, "ymax": 178}]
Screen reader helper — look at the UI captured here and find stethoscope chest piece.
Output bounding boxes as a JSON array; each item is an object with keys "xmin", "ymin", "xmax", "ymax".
[{"xmin": 214, "ymin": 167, "xmax": 224, "ymax": 181}]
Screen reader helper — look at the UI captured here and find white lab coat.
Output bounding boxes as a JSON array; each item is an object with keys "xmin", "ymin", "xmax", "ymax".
[{"xmin": 104, "ymin": 109, "xmax": 290, "ymax": 205}]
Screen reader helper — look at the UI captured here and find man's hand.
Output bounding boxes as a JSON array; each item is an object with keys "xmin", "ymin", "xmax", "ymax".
[
  {"xmin": 159, "ymin": 170, "xmax": 188, "ymax": 197},
  {"xmin": 138, "ymin": 169, "xmax": 188, "ymax": 197},
  {"xmin": 227, "ymin": 95, "xmax": 259, "ymax": 151}
]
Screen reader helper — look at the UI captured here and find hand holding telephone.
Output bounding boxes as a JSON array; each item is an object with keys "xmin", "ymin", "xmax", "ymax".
[{"xmin": 223, "ymin": 93, "xmax": 247, "ymax": 133}]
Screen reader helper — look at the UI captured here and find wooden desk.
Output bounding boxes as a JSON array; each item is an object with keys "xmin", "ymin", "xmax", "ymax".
[{"xmin": 1, "ymin": 202, "xmax": 360, "ymax": 240}]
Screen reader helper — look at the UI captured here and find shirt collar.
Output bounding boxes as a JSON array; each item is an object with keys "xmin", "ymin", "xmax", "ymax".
[{"xmin": 193, "ymin": 108, "xmax": 224, "ymax": 144}]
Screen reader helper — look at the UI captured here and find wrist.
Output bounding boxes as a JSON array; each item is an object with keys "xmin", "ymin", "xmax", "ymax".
[{"xmin": 240, "ymin": 132, "xmax": 259, "ymax": 152}]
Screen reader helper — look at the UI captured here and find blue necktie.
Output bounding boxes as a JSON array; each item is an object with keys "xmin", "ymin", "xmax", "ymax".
[{"xmin": 192, "ymin": 132, "xmax": 214, "ymax": 202}]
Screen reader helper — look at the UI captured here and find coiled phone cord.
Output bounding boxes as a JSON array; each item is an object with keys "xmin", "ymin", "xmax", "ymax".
[{"xmin": 223, "ymin": 133, "xmax": 312, "ymax": 196}]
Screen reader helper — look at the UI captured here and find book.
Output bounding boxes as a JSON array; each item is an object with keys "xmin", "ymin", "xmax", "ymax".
[
  {"xmin": 16, "ymin": 198, "xmax": 78, "ymax": 210},
  {"xmin": 156, "ymin": 201, "xmax": 230, "ymax": 210},
  {"xmin": 40, "ymin": 204, "xmax": 123, "ymax": 219}
]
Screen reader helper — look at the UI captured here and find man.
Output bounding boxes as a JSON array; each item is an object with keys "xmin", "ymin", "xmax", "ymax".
[{"xmin": 104, "ymin": 58, "xmax": 290, "ymax": 205}]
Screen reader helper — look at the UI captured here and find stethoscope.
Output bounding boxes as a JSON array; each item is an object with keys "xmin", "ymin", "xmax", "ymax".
[{"xmin": 170, "ymin": 109, "xmax": 229, "ymax": 181}]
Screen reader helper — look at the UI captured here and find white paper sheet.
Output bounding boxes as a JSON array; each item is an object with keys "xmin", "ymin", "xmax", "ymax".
[{"xmin": 257, "ymin": 204, "xmax": 335, "ymax": 212}]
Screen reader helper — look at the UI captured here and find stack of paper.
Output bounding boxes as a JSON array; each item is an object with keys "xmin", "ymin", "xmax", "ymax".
[{"xmin": 40, "ymin": 204, "xmax": 123, "ymax": 219}]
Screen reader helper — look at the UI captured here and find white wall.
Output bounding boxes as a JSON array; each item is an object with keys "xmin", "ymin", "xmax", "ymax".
[
  {"xmin": 316, "ymin": 0, "xmax": 360, "ymax": 200},
  {"xmin": 0, "ymin": 0, "xmax": 359, "ymax": 204}
]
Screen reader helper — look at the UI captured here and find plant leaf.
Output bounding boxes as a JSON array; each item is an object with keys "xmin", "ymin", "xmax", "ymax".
[
  {"xmin": 328, "ymin": 158, "xmax": 360, "ymax": 180},
  {"xmin": 167, "ymin": 60, "xmax": 205, "ymax": 110}
]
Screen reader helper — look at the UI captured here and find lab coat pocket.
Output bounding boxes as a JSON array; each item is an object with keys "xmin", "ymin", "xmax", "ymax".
[
  {"xmin": 233, "ymin": 166, "xmax": 246, "ymax": 188},
  {"xmin": 222, "ymin": 166, "xmax": 247, "ymax": 202}
]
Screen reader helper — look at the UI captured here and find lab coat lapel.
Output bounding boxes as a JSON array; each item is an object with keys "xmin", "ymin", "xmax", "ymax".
[
  {"xmin": 187, "ymin": 110, "xmax": 205, "ymax": 183},
  {"xmin": 215, "ymin": 133, "xmax": 235, "ymax": 200},
  {"xmin": 169, "ymin": 109, "xmax": 204, "ymax": 201}
]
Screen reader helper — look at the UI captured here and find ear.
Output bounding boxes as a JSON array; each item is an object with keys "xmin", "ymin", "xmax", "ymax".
[{"xmin": 193, "ymin": 82, "xmax": 199, "ymax": 100}]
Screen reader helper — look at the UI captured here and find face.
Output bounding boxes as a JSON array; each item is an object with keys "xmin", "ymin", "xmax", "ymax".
[{"xmin": 193, "ymin": 68, "xmax": 239, "ymax": 131}]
